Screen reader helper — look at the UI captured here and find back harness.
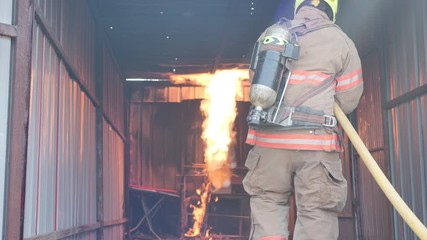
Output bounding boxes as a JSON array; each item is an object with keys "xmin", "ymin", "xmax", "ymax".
[{"xmin": 248, "ymin": 18, "xmax": 340, "ymax": 131}]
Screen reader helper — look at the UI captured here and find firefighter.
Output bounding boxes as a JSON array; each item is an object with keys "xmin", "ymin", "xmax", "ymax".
[{"xmin": 243, "ymin": 0, "xmax": 363, "ymax": 239}]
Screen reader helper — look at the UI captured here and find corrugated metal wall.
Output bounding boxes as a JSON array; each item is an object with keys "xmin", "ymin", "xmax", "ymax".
[
  {"xmin": 23, "ymin": 0, "xmax": 126, "ymax": 239},
  {"xmin": 24, "ymin": 24, "xmax": 97, "ymax": 239},
  {"xmin": 34, "ymin": 0, "xmax": 96, "ymax": 95},
  {"xmin": 357, "ymin": 51, "xmax": 393, "ymax": 239},
  {"xmin": 0, "ymin": 0, "xmax": 13, "ymax": 237},
  {"xmin": 103, "ymin": 119, "xmax": 125, "ymax": 240},
  {"xmin": 383, "ymin": 0, "xmax": 427, "ymax": 239},
  {"xmin": 129, "ymin": 101, "xmax": 184, "ymax": 190},
  {"xmin": 102, "ymin": 45, "xmax": 125, "ymax": 136},
  {"xmin": 100, "ymin": 32, "xmax": 126, "ymax": 240}
]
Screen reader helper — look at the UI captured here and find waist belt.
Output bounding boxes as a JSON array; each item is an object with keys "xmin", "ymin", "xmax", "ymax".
[
  {"xmin": 247, "ymin": 105, "xmax": 337, "ymax": 130},
  {"xmin": 264, "ymin": 106, "xmax": 337, "ymax": 129},
  {"xmin": 279, "ymin": 107, "xmax": 337, "ymax": 127}
]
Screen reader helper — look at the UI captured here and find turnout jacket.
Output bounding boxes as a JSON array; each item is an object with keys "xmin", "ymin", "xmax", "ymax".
[{"xmin": 246, "ymin": 6, "xmax": 363, "ymax": 152}]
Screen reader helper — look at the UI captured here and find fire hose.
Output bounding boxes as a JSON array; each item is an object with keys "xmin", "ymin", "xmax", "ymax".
[{"xmin": 333, "ymin": 102, "xmax": 427, "ymax": 240}]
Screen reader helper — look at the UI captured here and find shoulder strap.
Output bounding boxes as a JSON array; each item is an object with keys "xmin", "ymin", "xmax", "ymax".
[
  {"xmin": 289, "ymin": 74, "xmax": 335, "ymax": 107},
  {"xmin": 288, "ymin": 21, "xmax": 338, "ymax": 38}
]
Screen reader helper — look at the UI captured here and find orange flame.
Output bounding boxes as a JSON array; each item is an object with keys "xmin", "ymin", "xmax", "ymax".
[
  {"xmin": 201, "ymin": 70, "xmax": 246, "ymax": 189},
  {"xmin": 185, "ymin": 183, "xmax": 212, "ymax": 237},
  {"xmin": 170, "ymin": 69, "xmax": 248, "ymax": 236}
]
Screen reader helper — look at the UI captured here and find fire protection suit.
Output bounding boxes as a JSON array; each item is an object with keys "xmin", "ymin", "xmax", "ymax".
[{"xmin": 243, "ymin": 5, "xmax": 363, "ymax": 240}]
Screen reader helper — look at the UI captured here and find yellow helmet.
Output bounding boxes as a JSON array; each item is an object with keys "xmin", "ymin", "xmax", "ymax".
[{"xmin": 294, "ymin": 0, "xmax": 339, "ymax": 22}]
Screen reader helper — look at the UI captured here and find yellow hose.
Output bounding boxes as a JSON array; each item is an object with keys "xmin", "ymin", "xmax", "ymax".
[{"xmin": 333, "ymin": 102, "xmax": 427, "ymax": 240}]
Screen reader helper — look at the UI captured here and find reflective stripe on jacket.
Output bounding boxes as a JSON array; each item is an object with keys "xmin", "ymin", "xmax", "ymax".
[{"xmin": 246, "ymin": 6, "xmax": 363, "ymax": 152}]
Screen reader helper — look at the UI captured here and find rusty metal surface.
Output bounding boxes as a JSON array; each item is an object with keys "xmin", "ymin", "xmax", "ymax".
[
  {"xmin": 5, "ymin": 0, "xmax": 34, "ymax": 239},
  {"xmin": 383, "ymin": 0, "xmax": 427, "ymax": 239},
  {"xmin": 355, "ymin": 51, "xmax": 393, "ymax": 239}
]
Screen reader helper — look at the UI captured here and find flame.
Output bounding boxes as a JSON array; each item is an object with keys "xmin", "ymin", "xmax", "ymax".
[
  {"xmin": 185, "ymin": 183, "xmax": 212, "ymax": 237},
  {"xmin": 169, "ymin": 69, "xmax": 247, "ymax": 189},
  {"xmin": 170, "ymin": 69, "xmax": 248, "ymax": 237},
  {"xmin": 201, "ymin": 70, "xmax": 246, "ymax": 188}
]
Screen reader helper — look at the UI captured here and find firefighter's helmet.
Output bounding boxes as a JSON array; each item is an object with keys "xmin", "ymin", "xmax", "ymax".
[{"xmin": 295, "ymin": 0, "xmax": 338, "ymax": 22}]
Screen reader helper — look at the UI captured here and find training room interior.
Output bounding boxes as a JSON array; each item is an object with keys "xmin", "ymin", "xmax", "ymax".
[{"xmin": 1, "ymin": 0, "xmax": 426, "ymax": 239}]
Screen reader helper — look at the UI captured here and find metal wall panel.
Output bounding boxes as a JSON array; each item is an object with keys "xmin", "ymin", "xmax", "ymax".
[
  {"xmin": 356, "ymin": 51, "xmax": 393, "ymax": 238},
  {"xmin": 102, "ymin": 119, "xmax": 125, "ymax": 240},
  {"xmin": 0, "ymin": 36, "xmax": 11, "ymax": 240},
  {"xmin": 34, "ymin": 0, "xmax": 61, "ymax": 39},
  {"xmin": 60, "ymin": 0, "xmax": 96, "ymax": 96},
  {"xmin": 103, "ymin": 227, "xmax": 125, "ymax": 240},
  {"xmin": 387, "ymin": 100, "xmax": 427, "ymax": 239},
  {"xmin": 384, "ymin": 0, "xmax": 427, "ymax": 239},
  {"xmin": 35, "ymin": 0, "xmax": 96, "ymax": 97},
  {"xmin": 386, "ymin": 0, "xmax": 427, "ymax": 99},
  {"xmin": 129, "ymin": 101, "xmax": 188, "ymax": 190},
  {"xmin": 24, "ymin": 24, "xmax": 97, "ymax": 238},
  {"xmin": 102, "ymin": 45, "xmax": 125, "ymax": 135}
]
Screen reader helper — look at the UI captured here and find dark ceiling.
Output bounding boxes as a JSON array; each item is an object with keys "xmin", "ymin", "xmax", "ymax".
[{"xmin": 92, "ymin": 0, "xmax": 385, "ymax": 79}]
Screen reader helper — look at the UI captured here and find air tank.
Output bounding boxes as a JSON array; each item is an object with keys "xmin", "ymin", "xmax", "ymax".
[{"xmin": 249, "ymin": 23, "xmax": 291, "ymax": 108}]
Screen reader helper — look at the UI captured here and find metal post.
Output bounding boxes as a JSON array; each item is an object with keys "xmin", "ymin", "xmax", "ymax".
[
  {"xmin": 5, "ymin": 0, "xmax": 35, "ymax": 239},
  {"xmin": 94, "ymin": 26, "xmax": 104, "ymax": 240}
]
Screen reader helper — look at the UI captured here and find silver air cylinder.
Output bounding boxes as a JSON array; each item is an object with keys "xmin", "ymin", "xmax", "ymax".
[{"xmin": 249, "ymin": 23, "xmax": 291, "ymax": 109}]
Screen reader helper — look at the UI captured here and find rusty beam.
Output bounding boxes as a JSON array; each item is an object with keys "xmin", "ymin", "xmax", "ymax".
[
  {"xmin": 0, "ymin": 22, "xmax": 17, "ymax": 38},
  {"xmin": 5, "ymin": 0, "xmax": 35, "ymax": 239}
]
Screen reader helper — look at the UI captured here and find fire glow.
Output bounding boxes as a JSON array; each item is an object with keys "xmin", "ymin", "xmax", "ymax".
[{"xmin": 169, "ymin": 69, "xmax": 248, "ymax": 237}]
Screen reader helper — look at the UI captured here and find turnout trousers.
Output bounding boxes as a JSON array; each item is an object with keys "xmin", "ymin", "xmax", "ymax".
[{"xmin": 242, "ymin": 145, "xmax": 347, "ymax": 240}]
